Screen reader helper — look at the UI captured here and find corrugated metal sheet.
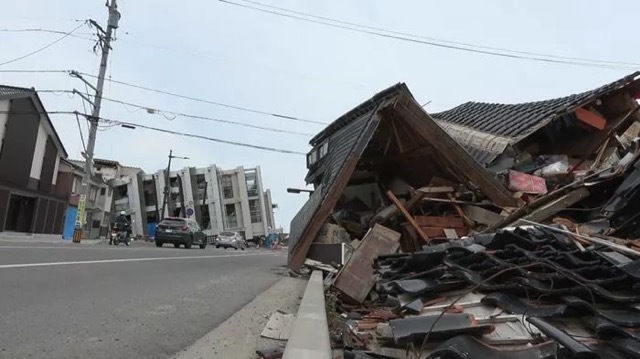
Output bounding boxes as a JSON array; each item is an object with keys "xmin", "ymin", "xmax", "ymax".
[{"xmin": 431, "ymin": 72, "xmax": 640, "ymax": 140}]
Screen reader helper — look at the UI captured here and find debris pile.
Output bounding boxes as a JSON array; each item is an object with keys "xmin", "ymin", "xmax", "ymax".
[{"xmin": 288, "ymin": 73, "xmax": 640, "ymax": 358}]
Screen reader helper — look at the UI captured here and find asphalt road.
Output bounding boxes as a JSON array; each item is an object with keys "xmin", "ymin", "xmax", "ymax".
[{"xmin": 0, "ymin": 241, "xmax": 286, "ymax": 359}]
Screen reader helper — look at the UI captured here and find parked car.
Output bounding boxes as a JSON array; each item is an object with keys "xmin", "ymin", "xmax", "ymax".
[
  {"xmin": 155, "ymin": 217, "xmax": 207, "ymax": 249},
  {"xmin": 216, "ymin": 231, "xmax": 246, "ymax": 250}
]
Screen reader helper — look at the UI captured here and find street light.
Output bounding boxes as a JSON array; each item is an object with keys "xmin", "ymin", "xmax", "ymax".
[
  {"xmin": 287, "ymin": 188, "xmax": 314, "ymax": 195},
  {"xmin": 160, "ymin": 150, "xmax": 189, "ymax": 219}
]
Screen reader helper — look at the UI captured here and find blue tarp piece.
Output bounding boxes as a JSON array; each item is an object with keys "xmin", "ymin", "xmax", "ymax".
[{"xmin": 62, "ymin": 207, "xmax": 77, "ymax": 240}]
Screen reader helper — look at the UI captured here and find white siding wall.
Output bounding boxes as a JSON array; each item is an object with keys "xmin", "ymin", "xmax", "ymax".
[{"xmin": 29, "ymin": 124, "xmax": 47, "ymax": 180}]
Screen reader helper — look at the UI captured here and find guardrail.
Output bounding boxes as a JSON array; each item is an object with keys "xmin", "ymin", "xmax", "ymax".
[{"xmin": 283, "ymin": 270, "xmax": 332, "ymax": 359}]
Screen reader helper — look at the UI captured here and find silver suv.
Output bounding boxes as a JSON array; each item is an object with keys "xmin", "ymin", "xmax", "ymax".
[{"xmin": 215, "ymin": 231, "xmax": 247, "ymax": 250}]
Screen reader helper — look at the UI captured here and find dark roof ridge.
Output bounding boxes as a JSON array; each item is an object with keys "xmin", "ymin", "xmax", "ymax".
[{"xmin": 309, "ymin": 83, "xmax": 411, "ymax": 146}]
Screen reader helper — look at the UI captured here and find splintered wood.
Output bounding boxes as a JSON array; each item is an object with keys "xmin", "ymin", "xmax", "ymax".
[
  {"xmin": 332, "ymin": 224, "xmax": 401, "ymax": 303},
  {"xmin": 386, "ymin": 191, "xmax": 429, "ymax": 242}
]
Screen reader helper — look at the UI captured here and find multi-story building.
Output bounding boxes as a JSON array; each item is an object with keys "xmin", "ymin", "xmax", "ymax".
[
  {"xmin": 56, "ymin": 159, "xmax": 113, "ymax": 239},
  {"xmin": 145, "ymin": 165, "xmax": 275, "ymax": 240},
  {"xmin": 0, "ymin": 86, "xmax": 68, "ymax": 236},
  {"xmin": 72, "ymin": 159, "xmax": 147, "ymax": 237}
]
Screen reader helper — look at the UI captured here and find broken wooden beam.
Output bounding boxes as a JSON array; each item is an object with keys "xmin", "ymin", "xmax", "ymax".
[
  {"xmin": 417, "ymin": 186, "xmax": 455, "ymax": 194},
  {"xmin": 386, "ymin": 190, "xmax": 429, "ymax": 242},
  {"xmin": 518, "ymin": 187, "xmax": 590, "ymax": 224},
  {"xmin": 462, "ymin": 205, "xmax": 505, "ymax": 227}
]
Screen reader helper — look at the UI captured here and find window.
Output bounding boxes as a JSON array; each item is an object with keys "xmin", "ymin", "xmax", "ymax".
[
  {"xmin": 319, "ymin": 141, "xmax": 328, "ymax": 158},
  {"xmin": 196, "ymin": 174, "xmax": 206, "ymax": 201},
  {"xmin": 144, "ymin": 191, "xmax": 157, "ymax": 206},
  {"xmin": 245, "ymin": 171, "xmax": 259, "ymax": 197},
  {"xmin": 222, "ymin": 176, "xmax": 234, "ymax": 199},
  {"xmin": 201, "ymin": 205, "xmax": 211, "ymax": 230},
  {"xmin": 249, "ymin": 199, "xmax": 261, "ymax": 223},
  {"xmin": 307, "ymin": 140, "xmax": 328, "ymax": 167},
  {"xmin": 100, "ymin": 188, "xmax": 106, "ymax": 196},
  {"xmin": 89, "ymin": 187, "xmax": 98, "ymax": 201},
  {"xmin": 225, "ymin": 203, "xmax": 237, "ymax": 228},
  {"xmin": 72, "ymin": 177, "xmax": 80, "ymax": 193},
  {"xmin": 307, "ymin": 150, "xmax": 318, "ymax": 166}
]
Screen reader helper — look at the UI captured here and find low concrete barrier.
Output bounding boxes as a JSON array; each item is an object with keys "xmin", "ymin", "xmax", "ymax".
[{"xmin": 283, "ymin": 270, "xmax": 332, "ymax": 359}]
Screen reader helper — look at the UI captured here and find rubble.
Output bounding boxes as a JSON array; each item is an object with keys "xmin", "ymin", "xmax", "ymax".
[{"xmin": 288, "ymin": 73, "xmax": 640, "ymax": 358}]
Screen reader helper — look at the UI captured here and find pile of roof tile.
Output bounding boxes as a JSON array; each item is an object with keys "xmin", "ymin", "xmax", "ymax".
[
  {"xmin": 288, "ymin": 73, "xmax": 640, "ymax": 358},
  {"xmin": 329, "ymin": 225, "xmax": 640, "ymax": 358}
]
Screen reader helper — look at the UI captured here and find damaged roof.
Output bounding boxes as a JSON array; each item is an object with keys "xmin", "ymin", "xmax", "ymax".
[
  {"xmin": 289, "ymin": 83, "xmax": 517, "ymax": 269},
  {"xmin": 432, "ymin": 72, "xmax": 640, "ymax": 141}
]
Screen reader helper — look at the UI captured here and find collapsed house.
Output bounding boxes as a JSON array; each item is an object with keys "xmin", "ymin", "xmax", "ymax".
[{"xmin": 289, "ymin": 72, "xmax": 640, "ymax": 358}]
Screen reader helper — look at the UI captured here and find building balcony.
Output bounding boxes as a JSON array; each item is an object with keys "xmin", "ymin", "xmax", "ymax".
[{"xmin": 114, "ymin": 198, "xmax": 129, "ymax": 206}]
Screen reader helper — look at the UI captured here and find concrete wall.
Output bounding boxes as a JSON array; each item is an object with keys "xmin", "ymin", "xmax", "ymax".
[{"xmin": 204, "ymin": 165, "xmax": 224, "ymax": 235}]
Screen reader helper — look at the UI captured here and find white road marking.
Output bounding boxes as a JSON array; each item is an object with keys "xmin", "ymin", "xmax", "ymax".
[{"xmin": 0, "ymin": 252, "xmax": 272, "ymax": 269}]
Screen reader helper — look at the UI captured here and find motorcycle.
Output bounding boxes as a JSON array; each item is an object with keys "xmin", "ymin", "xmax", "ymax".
[{"xmin": 111, "ymin": 226, "xmax": 130, "ymax": 246}]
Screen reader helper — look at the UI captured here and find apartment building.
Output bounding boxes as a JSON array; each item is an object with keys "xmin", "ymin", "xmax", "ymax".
[{"xmin": 144, "ymin": 165, "xmax": 275, "ymax": 240}]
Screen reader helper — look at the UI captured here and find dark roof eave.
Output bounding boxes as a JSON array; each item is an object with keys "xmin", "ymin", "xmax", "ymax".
[
  {"xmin": 0, "ymin": 85, "xmax": 69, "ymax": 158},
  {"xmin": 309, "ymin": 83, "xmax": 411, "ymax": 146}
]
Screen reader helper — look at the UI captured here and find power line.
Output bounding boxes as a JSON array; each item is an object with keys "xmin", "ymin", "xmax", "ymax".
[
  {"xmin": 39, "ymin": 89, "xmax": 314, "ymax": 136},
  {"xmin": 74, "ymin": 71, "xmax": 327, "ymax": 125},
  {"xmin": 0, "ymin": 23, "xmax": 86, "ymax": 67},
  {"xmin": 0, "ymin": 28, "xmax": 95, "ymax": 42},
  {"xmin": 0, "ymin": 69, "xmax": 70, "ymax": 73},
  {"xmin": 1, "ymin": 108, "xmax": 308, "ymax": 154},
  {"xmin": 82, "ymin": 114, "xmax": 306, "ymax": 155},
  {"xmin": 99, "ymin": 95, "xmax": 314, "ymax": 136},
  {"xmin": 240, "ymin": 0, "xmax": 640, "ymax": 68},
  {"xmin": 219, "ymin": 0, "xmax": 638, "ymax": 71}
]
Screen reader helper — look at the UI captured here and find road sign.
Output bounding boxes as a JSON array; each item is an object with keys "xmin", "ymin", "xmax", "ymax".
[
  {"xmin": 76, "ymin": 194, "xmax": 87, "ymax": 227},
  {"xmin": 186, "ymin": 208, "xmax": 194, "ymax": 217}
]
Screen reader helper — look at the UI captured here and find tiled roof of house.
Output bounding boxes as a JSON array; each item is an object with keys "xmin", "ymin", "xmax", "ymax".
[
  {"xmin": 309, "ymin": 83, "xmax": 410, "ymax": 146},
  {"xmin": 0, "ymin": 85, "xmax": 68, "ymax": 157},
  {"xmin": 0, "ymin": 85, "xmax": 34, "ymax": 100},
  {"xmin": 432, "ymin": 72, "xmax": 640, "ymax": 140}
]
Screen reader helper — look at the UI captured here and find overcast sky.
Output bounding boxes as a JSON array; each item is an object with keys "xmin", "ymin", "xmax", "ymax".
[{"xmin": 1, "ymin": 0, "xmax": 638, "ymax": 231}]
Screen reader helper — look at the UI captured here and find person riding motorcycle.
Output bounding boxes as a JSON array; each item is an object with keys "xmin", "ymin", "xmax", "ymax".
[{"xmin": 110, "ymin": 211, "xmax": 131, "ymax": 245}]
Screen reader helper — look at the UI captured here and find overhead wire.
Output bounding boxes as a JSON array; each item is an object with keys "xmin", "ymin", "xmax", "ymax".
[
  {"xmin": 84, "ymin": 114, "xmax": 306, "ymax": 155},
  {"xmin": 0, "ymin": 108, "xmax": 306, "ymax": 154},
  {"xmin": 0, "ymin": 22, "xmax": 86, "ymax": 67},
  {"xmin": 39, "ymin": 89, "xmax": 314, "ymax": 136},
  {"xmin": 219, "ymin": 0, "xmax": 638, "ymax": 71},
  {"xmin": 73, "ymin": 71, "xmax": 327, "ymax": 125},
  {"xmin": 0, "ymin": 28, "xmax": 95, "ymax": 42},
  {"xmin": 240, "ymin": 0, "xmax": 640, "ymax": 68},
  {"xmin": 0, "ymin": 69, "xmax": 70, "ymax": 73}
]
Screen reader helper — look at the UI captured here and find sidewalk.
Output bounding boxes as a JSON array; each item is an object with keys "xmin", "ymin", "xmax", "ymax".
[{"xmin": 0, "ymin": 232, "xmax": 107, "ymax": 245}]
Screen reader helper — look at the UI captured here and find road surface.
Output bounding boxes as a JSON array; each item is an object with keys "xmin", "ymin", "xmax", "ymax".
[{"xmin": 0, "ymin": 241, "xmax": 286, "ymax": 359}]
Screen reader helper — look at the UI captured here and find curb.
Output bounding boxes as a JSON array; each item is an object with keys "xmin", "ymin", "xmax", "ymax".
[{"xmin": 283, "ymin": 270, "xmax": 332, "ymax": 359}]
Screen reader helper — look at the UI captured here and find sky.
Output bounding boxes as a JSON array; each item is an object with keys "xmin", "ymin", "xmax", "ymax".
[{"xmin": 1, "ymin": 0, "xmax": 638, "ymax": 231}]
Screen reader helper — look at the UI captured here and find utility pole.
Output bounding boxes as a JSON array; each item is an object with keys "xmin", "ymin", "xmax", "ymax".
[
  {"xmin": 75, "ymin": 0, "xmax": 121, "ymax": 242},
  {"xmin": 160, "ymin": 150, "xmax": 189, "ymax": 219}
]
